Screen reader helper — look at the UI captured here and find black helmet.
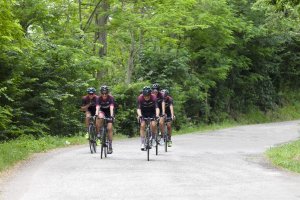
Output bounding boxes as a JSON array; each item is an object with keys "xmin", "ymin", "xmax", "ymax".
[
  {"xmin": 100, "ymin": 85, "xmax": 109, "ymax": 93},
  {"xmin": 142, "ymin": 86, "xmax": 152, "ymax": 96},
  {"xmin": 152, "ymin": 83, "xmax": 160, "ymax": 91},
  {"xmin": 87, "ymin": 87, "xmax": 96, "ymax": 94},
  {"xmin": 161, "ymin": 89, "xmax": 169, "ymax": 96}
]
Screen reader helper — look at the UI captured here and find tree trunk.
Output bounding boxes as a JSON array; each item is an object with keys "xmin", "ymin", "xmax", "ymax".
[
  {"xmin": 95, "ymin": 0, "xmax": 109, "ymax": 79},
  {"xmin": 126, "ymin": 31, "xmax": 136, "ymax": 84}
]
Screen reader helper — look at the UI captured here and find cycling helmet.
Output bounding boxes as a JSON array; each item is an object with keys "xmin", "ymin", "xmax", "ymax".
[
  {"xmin": 87, "ymin": 87, "xmax": 96, "ymax": 94},
  {"xmin": 161, "ymin": 89, "xmax": 169, "ymax": 96},
  {"xmin": 142, "ymin": 86, "xmax": 152, "ymax": 96},
  {"xmin": 100, "ymin": 85, "xmax": 109, "ymax": 93},
  {"xmin": 152, "ymin": 83, "xmax": 160, "ymax": 91}
]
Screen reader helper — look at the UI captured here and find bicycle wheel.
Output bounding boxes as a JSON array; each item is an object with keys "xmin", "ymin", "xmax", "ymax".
[
  {"xmin": 88, "ymin": 124, "xmax": 96, "ymax": 154},
  {"xmin": 92, "ymin": 132, "xmax": 97, "ymax": 153},
  {"xmin": 155, "ymin": 134, "xmax": 158, "ymax": 155},
  {"xmin": 164, "ymin": 124, "xmax": 168, "ymax": 152},
  {"xmin": 101, "ymin": 127, "xmax": 109, "ymax": 159},
  {"xmin": 146, "ymin": 127, "xmax": 151, "ymax": 161},
  {"xmin": 104, "ymin": 127, "xmax": 108, "ymax": 158}
]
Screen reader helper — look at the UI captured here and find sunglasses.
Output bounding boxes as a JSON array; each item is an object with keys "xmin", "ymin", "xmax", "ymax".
[
  {"xmin": 88, "ymin": 93, "xmax": 94, "ymax": 95},
  {"xmin": 101, "ymin": 93, "xmax": 108, "ymax": 95}
]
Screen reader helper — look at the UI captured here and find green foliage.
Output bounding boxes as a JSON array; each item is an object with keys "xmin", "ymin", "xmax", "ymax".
[
  {"xmin": 1, "ymin": 0, "xmax": 300, "ymax": 141},
  {"xmin": 112, "ymin": 82, "xmax": 150, "ymax": 137}
]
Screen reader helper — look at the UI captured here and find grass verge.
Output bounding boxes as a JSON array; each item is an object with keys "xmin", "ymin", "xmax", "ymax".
[
  {"xmin": 266, "ymin": 140, "xmax": 300, "ymax": 173},
  {"xmin": 0, "ymin": 135, "xmax": 86, "ymax": 173},
  {"xmin": 0, "ymin": 133, "xmax": 139, "ymax": 174}
]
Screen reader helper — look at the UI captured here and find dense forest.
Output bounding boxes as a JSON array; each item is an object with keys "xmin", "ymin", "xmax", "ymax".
[{"xmin": 0, "ymin": 0, "xmax": 299, "ymax": 141}]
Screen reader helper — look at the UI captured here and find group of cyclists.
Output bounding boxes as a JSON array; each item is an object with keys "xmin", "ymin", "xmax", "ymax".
[
  {"xmin": 80, "ymin": 83, "xmax": 175, "ymax": 154},
  {"xmin": 80, "ymin": 85, "xmax": 115, "ymax": 154}
]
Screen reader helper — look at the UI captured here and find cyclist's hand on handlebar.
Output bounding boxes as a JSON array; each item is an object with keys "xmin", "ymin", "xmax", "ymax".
[
  {"xmin": 111, "ymin": 115, "xmax": 115, "ymax": 122},
  {"xmin": 138, "ymin": 115, "xmax": 143, "ymax": 123}
]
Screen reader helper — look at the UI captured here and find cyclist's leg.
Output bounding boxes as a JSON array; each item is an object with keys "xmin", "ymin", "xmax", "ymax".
[
  {"xmin": 150, "ymin": 113, "xmax": 157, "ymax": 146},
  {"xmin": 98, "ymin": 111, "xmax": 105, "ymax": 135},
  {"xmin": 158, "ymin": 115, "xmax": 165, "ymax": 144},
  {"xmin": 107, "ymin": 122, "xmax": 113, "ymax": 153},
  {"xmin": 85, "ymin": 111, "xmax": 92, "ymax": 130},
  {"xmin": 105, "ymin": 111, "xmax": 114, "ymax": 153},
  {"xmin": 159, "ymin": 115, "xmax": 164, "ymax": 135},
  {"xmin": 167, "ymin": 121, "xmax": 172, "ymax": 140},
  {"xmin": 140, "ymin": 119, "xmax": 146, "ymax": 150},
  {"xmin": 85, "ymin": 111, "xmax": 92, "ymax": 138},
  {"xmin": 167, "ymin": 121, "xmax": 172, "ymax": 147},
  {"xmin": 166, "ymin": 112, "xmax": 173, "ymax": 146}
]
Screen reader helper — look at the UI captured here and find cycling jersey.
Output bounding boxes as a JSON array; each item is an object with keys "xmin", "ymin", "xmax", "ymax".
[
  {"xmin": 81, "ymin": 95, "xmax": 98, "ymax": 115},
  {"xmin": 156, "ymin": 91, "xmax": 165, "ymax": 112},
  {"xmin": 164, "ymin": 95, "xmax": 173, "ymax": 117},
  {"xmin": 137, "ymin": 94, "xmax": 158, "ymax": 118},
  {"xmin": 97, "ymin": 95, "xmax": 115, "ymax": 117}
]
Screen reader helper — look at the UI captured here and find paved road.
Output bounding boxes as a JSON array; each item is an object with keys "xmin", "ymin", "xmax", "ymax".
[{"xmin": 1, "ymin": 120, "xmax": 300, "ymax": 200}]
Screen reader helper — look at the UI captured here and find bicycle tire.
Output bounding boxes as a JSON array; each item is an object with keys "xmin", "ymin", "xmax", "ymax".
[
  {"xmin": 164, "ymin": 124, "xmax": 168, "ymax": 152},
  {"xmin": 146, "ymin": 127, "xmax": 151, "ymax": 161},
  {"xmin": 104, "ymin": 127, "xmax": 108, "ymax": 158},
  {"xmin": 155, "ymin": 134, "xmax": 158, "ymax": 155},
  {"xmin": 101, "ymin": 127, "xmax": 109, "ymax": 159},
  {"xmin": 88, "ymin": 124, "xmax": 96, "ymax": 154},
  {"xmin": 92, "ymin": 126, "xmax": 97, "ymax": 153},
  {"xmin": 100, "ymin": 128, "xmax": 105, "ymax": 159}
]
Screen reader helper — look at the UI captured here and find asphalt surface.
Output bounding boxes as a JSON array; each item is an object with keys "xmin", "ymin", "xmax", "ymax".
[{"xmin": 1, "ymin": 120, "xmax": 300, "ymax": 200}]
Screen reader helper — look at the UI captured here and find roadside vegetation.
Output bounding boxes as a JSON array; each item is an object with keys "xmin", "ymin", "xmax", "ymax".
[{"xmin": 267, "ymin": 140, "xmax": 300, "ymax": 173}]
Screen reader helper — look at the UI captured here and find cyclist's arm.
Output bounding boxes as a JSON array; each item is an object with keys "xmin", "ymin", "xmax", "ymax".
[
  {"xmin": 80, "ymin": 104, "xmax": 90, "ymax": 112},
  {"xmin": 110, "ymin": 105, "xmax": 114, "ymax": 117},
  {"xmin": 95, "ymin": 105, "xmax": 100, "ymax": 116},
  {"xmin": 109, "ymin": 96, "xmax": 115, "ymax": 117},
  {"xmin": 162, "ymin": 100, "xmax": 165, "ymax": 116},
  {"xmin": 156, "ymin": 107, "xmax": 160, "ymax": 118},
  {"xmin": 137, "ymin": 96, "xmax": 142, "ymax": 117},
  {"xmin": 137, "ymin": 108, "xmax": 142, "ymax": 117},
  {"xmin": 170, "ymin": 104, "xmax": 174, "ymax": 119}
]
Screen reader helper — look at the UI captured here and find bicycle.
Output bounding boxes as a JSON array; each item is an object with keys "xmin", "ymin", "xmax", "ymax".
[
  {"xmin": 142, "ymin": 117, "xmax": 158, "ymax": 161},
  {"xmin": 100, "ymin": 116, "xmax": 113, "ymax": 159},
  {"xmin": 88, "ymin": 116, "xmax": 97, "ymax": 154}
]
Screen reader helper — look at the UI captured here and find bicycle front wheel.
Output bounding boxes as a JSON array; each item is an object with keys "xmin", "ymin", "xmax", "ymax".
[
  {"xmin": 100, "ymin": 128, "xmax": 108, "ymax": 159},
  {"xmin": 164, "ymin": 125, "xmax": 168, "ymax": 152},
  {"xmin": 146, "ymin": 128, "xmax": 151, "ymax": 161},
  {"xmin": 88, "ymin": 125, "xmax": 96, "ymax": 154}
]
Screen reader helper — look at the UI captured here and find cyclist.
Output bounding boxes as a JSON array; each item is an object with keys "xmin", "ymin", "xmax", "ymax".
[
  {"xmin": 161, "ymin": 89, "xmax": 175, "ymax": 147},
  {"xmin": 137, "ymin": 86, "xmax": 160, "ymax": 151},
  {"xmin": 151, "ymin": 83, "xmax": 166, "ymax": 144},
  {"xmin": 80, "ymin": 87, "xmax": 98, "ymax": 139},
  {"xmin": 95, "ymin": 85, "xmax": 115, "ymax": 154}
]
